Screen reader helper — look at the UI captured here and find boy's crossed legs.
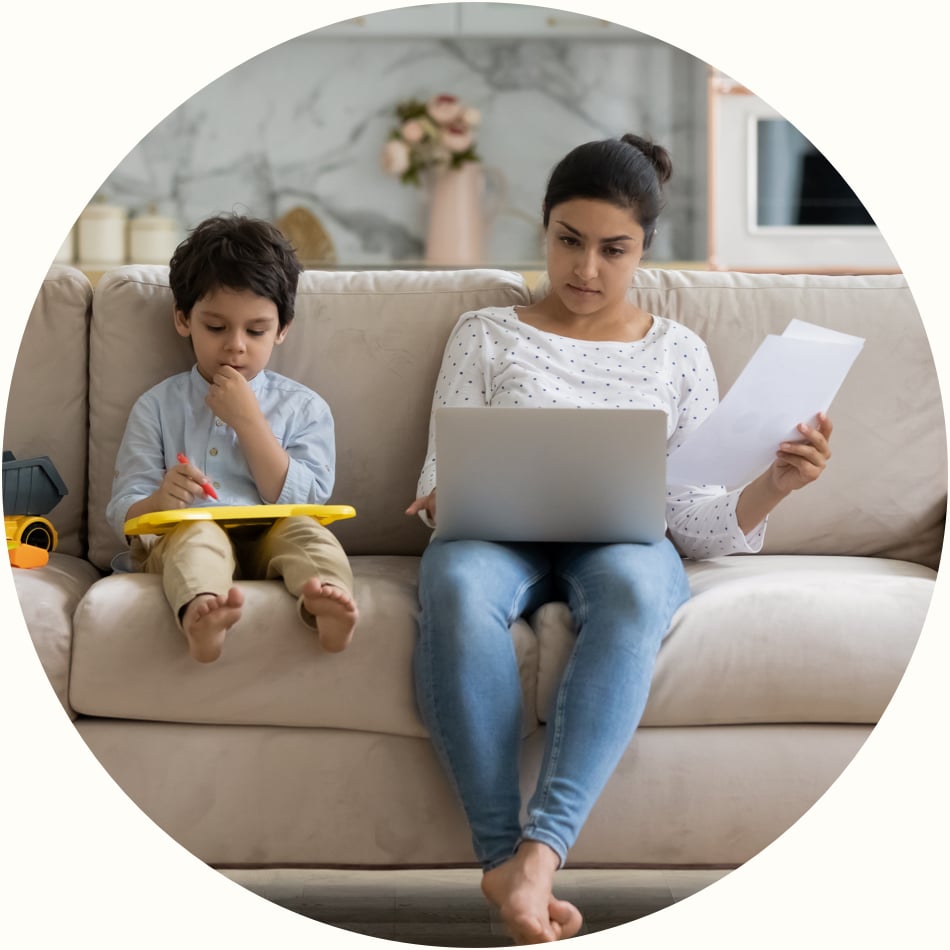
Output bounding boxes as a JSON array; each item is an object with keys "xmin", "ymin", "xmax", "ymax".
[
  {"xmin": 142, "ymin": 516, "xmax": 357, "ymax": 662},
  {"xmin": 253, "ymin": 515, "xmax": 358, "ymax": 653}
]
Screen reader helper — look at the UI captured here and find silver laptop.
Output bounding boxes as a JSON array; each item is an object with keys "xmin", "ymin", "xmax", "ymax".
[{"xmin": 433, "ymin": 407, "xmax": 668, "ymax": 543}]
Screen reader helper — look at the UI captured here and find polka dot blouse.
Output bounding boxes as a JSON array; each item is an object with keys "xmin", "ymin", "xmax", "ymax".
[{"xmin": 417, "ymin": 306, "xmax": 767, "ymax": 559}]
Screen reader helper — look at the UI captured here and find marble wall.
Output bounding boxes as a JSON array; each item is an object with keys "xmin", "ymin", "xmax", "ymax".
[{"xmin": 93, "ymin": 18, "xmax": 709, "ymax": 267}]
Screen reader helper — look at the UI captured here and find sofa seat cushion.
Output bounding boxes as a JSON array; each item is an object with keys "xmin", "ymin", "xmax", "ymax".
[
  {"xmin": 76, "ymin": 718, "xmax": 868, "ymax": 869},
  {"xmin": 533, "ymin": 554, "xmax": 934, "ymax": 727},
  {"xmin": 71, "ymin": 551, "xmax": 933, "ymax": 734},
  {"xmin": 13, "ymin": 552, "xmax": 103, "ymax": 719},
  {"xmin": 70, "ymin": 554, "xmax": 539, "ymax": 738}
]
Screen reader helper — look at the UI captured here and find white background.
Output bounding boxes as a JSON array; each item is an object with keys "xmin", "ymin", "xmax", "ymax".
[{"xmin": 2, "ymin": 1, "xmax": 947, "ymax": 947}]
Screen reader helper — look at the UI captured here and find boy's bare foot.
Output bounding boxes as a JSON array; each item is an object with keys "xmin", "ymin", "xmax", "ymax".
[
  {"xmin": 481, "ymin": 841, "xmax": 583, "ymax": 944},
  {"xmin": 181, "ymin": 587, "xmax": 244, "ymax": 663},
  {"xmin": 301, "ymin": 577, "xmax": 359, "ymax": 652}
]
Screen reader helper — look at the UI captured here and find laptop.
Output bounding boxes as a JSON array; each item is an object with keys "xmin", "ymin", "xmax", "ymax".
[{"xmin": 433, "ymin": 406, "xmax": 668, "ymax": 543}]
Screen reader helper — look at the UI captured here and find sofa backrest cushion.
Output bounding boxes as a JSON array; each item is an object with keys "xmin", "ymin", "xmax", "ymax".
[
  {"xmin": 624, "ymin": 268, "xmax": 946, "ymax": 569},
  {"xmin": 6, "ymin": 266, "xmax": 92, "ymax": 558},
  {"xmin": 87, "ymin": 266, "xmax": 531, "ymax": 570}
]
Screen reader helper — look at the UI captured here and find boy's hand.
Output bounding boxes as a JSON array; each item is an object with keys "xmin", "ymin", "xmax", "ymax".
[
  {"xmin": 206, "ymin": 366, "xmax": 263, "ymax": 431},
  {"xmin": 155, "ymin": 460, "xmax": 207, "ymax": 510}
]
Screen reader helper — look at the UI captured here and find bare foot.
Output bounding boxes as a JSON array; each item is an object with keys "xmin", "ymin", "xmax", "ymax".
[
  {"xmin": 481, "ymin": 841, "xmax": 583, "ymax": 944},
  {"xmin": 301, "ymin": 578, "xmax": 359, "ymax": 653},
  {"xmin": 181, "ymin": 587, "xmax": 244, "ymax": 663}
]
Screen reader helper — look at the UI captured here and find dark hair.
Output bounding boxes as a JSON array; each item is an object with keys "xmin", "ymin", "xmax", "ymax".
[
  {"xmin": 168, "ymin": 214, "xmax": 302, "ymax": 330},
  {"xmin": 541, "ymin": 133, "xmax": 672, "ymax": 249}
]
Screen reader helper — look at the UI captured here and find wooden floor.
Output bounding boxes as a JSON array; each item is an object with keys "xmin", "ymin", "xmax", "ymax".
[{"xmin": 220, "ymin": 867, "xmax": 731, "ymax": 946}]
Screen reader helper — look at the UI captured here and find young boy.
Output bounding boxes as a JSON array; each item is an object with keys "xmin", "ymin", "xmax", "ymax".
[{"xmin": 106, "ymin": 214, "xmax": 358, "ymax": 663}]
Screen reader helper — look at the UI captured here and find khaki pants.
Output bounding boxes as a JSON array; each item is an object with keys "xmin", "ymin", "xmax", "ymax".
[{"xmin": 132, "ymin": 516, "xmax": 353, "ymax": 629}]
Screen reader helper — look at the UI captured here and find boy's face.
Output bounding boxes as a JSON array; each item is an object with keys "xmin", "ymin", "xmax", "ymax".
[{"xmin": 174, "ymin": 285, "xmax": 288, "ymax": 384}]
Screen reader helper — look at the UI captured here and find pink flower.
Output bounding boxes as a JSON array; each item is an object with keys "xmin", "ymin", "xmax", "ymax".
[
  {"xmin": 381, "ymin": 138, "xmax": 411, "ymax": 176},
  {"xmin": 401, "ymin": 119, "xmax": 425, "ymax": 144},
  {"xmin": 441, "ymin": 123, "xmax": 473, "ymax": 154},
  {"xmin": 427, "ymin": 94, "xmax": 463, "ymax": 125},
  {"xmin": 383, "ymin": 93, "xmax": 481, "ymax": 186}
]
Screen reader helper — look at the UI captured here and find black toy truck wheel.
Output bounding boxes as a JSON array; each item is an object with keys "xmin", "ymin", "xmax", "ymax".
[{"xmin": 15, "ymin": 517, "xmax": 57, "ymax": 551}]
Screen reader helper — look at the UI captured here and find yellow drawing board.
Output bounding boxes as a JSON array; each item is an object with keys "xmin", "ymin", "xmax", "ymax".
[{"xmin": 124, "ymin": 504, "xmax": 356, "ymax": 536}]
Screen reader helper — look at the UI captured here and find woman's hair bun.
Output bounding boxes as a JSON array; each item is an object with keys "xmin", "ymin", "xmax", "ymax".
[{"xmin": 621, "ymin": 133, "xmax": 673, "ymax": 186}]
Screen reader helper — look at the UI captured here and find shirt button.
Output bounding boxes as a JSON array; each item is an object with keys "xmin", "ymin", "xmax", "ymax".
[
  {"xmin": 215, "ymin": 418, "xmax": 224, "ymax": 427},
  {"xmin": 209, "ymin": 447, "xmax": 219, "ymax": 457}
]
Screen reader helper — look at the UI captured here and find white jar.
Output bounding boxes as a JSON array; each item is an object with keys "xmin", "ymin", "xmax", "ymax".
[
  {"xmin": 129, "ymin": 212, "xmax": 180, "ymax": 264},
  {"xmin": 78, "ymin": 203, "xmax": 127, "ymax": 267}
]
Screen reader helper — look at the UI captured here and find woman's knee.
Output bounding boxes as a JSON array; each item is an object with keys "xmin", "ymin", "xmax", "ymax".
[
  {"xmin": 565, "ymin": 540, "xmax": 688, "ymax": 619},
  {"xmin": 420, "ymin": 541, "xmax": 495, "ymax": 612}
]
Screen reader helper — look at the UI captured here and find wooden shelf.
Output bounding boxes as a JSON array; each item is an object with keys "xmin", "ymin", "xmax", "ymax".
[{"xmin": 76, "ymin": 261, "xmax": 709, "ymax": 289}]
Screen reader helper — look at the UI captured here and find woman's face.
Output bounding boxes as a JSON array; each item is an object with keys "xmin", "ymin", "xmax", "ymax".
[{"xmin": 543, "ymin": 198, "xmax": 646, "ymax": 317}]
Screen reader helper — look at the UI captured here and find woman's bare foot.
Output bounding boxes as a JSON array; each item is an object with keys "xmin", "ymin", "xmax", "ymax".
[
  {"xmin": 481, "ymin": 841, "xmax": 583, "ymax": 944},
  {"xmin": 301, "ymin": 577, "xmax": 359, "ymax": 652},
  {"xmin": 181, "ymin": 587, "xmax": 244, "ymax": 663}
]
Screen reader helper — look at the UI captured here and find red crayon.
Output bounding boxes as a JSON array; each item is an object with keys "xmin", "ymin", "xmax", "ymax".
[{"xmin": 176, "ymin": 453, "xmax": 219, "ymax": 500}]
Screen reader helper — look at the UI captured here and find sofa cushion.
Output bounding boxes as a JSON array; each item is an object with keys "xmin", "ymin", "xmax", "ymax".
[
  {"xmin": 7, "ymin": 265, "xmax": 92, "ymax": 558},
  {"xmin": 70, "ymin": 555, "xmax": 539, "ymax": 739},
  {"xmin": 561, "ymin": 722, "xmax": 870, "ymax": 867},
  {"xmin": 72, "ymin": 549, "xmax": 931, "ymax": 734},
  {"xmin": 87, "ymin": 266, "xmax": 531, "ymax": 571},
  {"xmin": 624, "ymin": 268, "xmax": 946, "ymax": 570},
  {"xmin": 533, "ymin": 554, "xmax": 934, "ymax": 727},
  {"xmin": 76, "ymin": 718, "xmax": 869, "ymax": 869}
]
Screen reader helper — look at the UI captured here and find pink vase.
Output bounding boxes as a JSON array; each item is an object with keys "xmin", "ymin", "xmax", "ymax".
[{"xmin": 424, "ymin": 163, "xmax": 488, "ymax": 266}]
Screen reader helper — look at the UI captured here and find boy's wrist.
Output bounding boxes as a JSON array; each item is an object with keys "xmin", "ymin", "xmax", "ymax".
[
  {"xmin": 227, "ymin": 406, "xmax": 269, "ymax": 441},
  {"xmin": 125, "ymin": 494, "xmax": 159, "ymax": 522}
]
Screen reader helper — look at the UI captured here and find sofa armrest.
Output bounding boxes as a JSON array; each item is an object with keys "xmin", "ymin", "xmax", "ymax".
[
  {"xmin": 10, "ymin": 553, "xmax": 103, "ymax": 719},
  {"xmin": 7, "ymin": 265, "xmax": 93, "ymax": 559}
]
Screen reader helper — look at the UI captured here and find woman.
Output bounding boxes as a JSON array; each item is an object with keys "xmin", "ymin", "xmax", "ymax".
[{"xmin": 406, "ymin": 134, "xmax": 832, "ymax": 943}]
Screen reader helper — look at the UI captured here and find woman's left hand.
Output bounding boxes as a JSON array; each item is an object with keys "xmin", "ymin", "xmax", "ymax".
[{"xmin": 767, "ymin": 412, "xmax": 833, "ymax": 494}]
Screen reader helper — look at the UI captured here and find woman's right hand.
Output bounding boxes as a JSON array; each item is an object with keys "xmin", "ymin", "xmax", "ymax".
[{"xmin": 405, "ymin": 489, "xmax": 437, "ymax": 523}]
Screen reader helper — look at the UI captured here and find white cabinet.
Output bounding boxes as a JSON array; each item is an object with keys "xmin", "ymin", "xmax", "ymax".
[
  {"xmin": 707, "ymin": 71, "xmax": 898, "ymax": 273},
  {"xmin": 457, "ymin": 3, "xmax": 635, "ymax": 37},
  {"xmin": 317, "ymin": 5, "xmax": 460, "ymax": 36},
  {"xmin": 312, "ymin": 3, "xmax": 638, "ymax": 39}
]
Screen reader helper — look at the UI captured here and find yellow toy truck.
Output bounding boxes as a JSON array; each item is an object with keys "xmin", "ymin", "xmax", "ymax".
[{"xmin": 3, "ymin": 451, "xmax": 67, "ymax": 568}]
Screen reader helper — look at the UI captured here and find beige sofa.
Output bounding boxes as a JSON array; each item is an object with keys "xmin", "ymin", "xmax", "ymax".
[{"xmin": 6, "ymin": 262, "xmax": 944, "ymax": 871}]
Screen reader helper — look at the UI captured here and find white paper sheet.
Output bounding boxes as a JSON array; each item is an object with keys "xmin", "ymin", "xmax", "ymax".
[{"xmin": 667, "ymin": 320, "xmax": 864, "ymax": 489}]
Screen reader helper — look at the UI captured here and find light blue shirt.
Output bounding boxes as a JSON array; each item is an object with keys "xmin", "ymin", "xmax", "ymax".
[{"xmin": 106, "ymin": 365, "xmax": 335, "ymax": 538}]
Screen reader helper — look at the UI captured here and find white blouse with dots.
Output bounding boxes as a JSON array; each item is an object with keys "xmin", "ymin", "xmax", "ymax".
[{"xmin": 417, "ymin": 306, "xmax": 767, "ymax": 560}]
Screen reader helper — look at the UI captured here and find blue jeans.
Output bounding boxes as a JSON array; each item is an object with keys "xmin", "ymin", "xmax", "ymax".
[{"xmin": 413, "ymin": 537, "xmax": 690, "ymax": 870}]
